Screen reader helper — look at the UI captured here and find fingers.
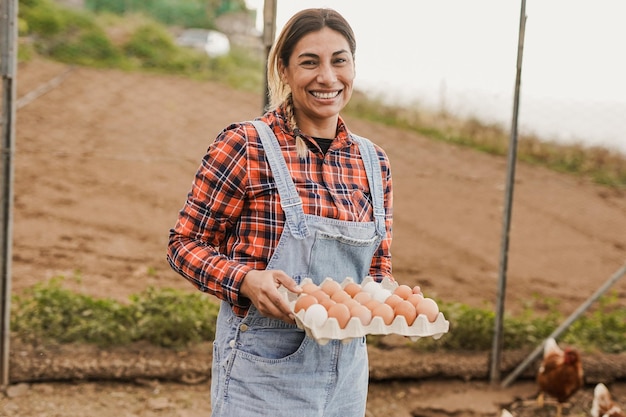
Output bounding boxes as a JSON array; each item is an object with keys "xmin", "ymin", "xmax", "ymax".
[
  {"xmin": 274, "ymin": 271, "xmax": 302, "ymax": 294},
  {"xmin": 241, "ymin": 269, "xmax": 300, "ymax": 324}
]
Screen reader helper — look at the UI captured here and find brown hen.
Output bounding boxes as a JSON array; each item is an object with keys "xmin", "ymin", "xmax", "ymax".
[
  {"xmin": 536, "ymin": 337, "xmax": 583, "ymax": 417},
  {"xmin": 592, "ymin": 383, "xmax": 625, "ymax": 417}
]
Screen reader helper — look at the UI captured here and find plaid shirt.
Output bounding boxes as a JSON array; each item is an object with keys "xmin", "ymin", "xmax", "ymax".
[{"xmin": 167, "ymin": 106, "xmax": 394, "ymax": 317}]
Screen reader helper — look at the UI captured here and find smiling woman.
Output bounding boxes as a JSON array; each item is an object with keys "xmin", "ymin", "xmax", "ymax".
[{"xmin": 166, "ymin": 7, "xmax": 394, "ymax": 417}]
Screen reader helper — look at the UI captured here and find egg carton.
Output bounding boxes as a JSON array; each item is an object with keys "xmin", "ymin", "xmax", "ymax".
[{"xmin": 282, "ymin": 276, "xmax": 450, "ymax": 346}]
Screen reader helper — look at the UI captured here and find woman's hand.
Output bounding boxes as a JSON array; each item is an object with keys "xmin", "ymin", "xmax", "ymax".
[{"xmin": 240, "ymin": 269, "xmax": 302, "ymax": 323}]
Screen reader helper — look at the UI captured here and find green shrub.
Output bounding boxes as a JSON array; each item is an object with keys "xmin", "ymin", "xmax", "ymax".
[
  {"xmin": 11, "ymin": 278, "xmax": 135, "ymax": 346},
  {"xmin": 128, "ymin": 287, "xmax": 219, "ymax": 348},
  {"xmin": 11, "ymin": 278, "xmax": 219, "ymax": 348}
]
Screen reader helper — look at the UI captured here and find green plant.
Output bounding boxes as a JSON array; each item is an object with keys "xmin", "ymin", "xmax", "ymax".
[
  {"xmin": 11, "ymin": 277, "xmax": 135, "ymax": 346},
  {"xmin": 11, "ymin": 277, "xmax": 219, "ymax": 348},
  {"xmin": 128, "ymin": 287, "xmax": 219, "ymax": 347},
  {"xmin": 11, "ymin": 277, "xmax": 626, "ymax": 353}
]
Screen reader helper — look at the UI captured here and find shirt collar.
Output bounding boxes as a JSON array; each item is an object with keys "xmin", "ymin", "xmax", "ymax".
[{"xmin": 272, "ymin": 105, "xmax": 354, "ymax": 148}]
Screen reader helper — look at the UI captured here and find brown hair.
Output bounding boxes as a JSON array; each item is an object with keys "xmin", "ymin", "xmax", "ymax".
[{"xmin": 266, "ymin": 8, "xmax": 357, "ymax": 157}]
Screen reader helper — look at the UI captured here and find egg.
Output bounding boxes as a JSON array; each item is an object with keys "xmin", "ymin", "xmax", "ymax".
[
  {"xmin": 417, "ymin": 297, "xmax": 439, "ymax": 322},
  {"xmin": 330, "ymin": 289, "xmax": 351, "ymax": 304},
  {"xmin": 343, "ymin": 282, "xmax": 362, "ymax": 298},
  {"xmin": 384, "ymin": 294, "xmax": 403, "ymax": 309},
  {"xmin": 353, "ymin": 291, "xmax": 372, "ymax": 305},
  {"xmin": 371, "ymin": 302, "xmax": 394, "ymax": 325},
  {"xmin": 342, "ymin": 298, "xmax": 360, "ymax": 310},
  {"xmin": 407, "ymin": 293, "xmax": 424, "ymax": 307},
  {"xmin": 393, "ymin": 284, "xmax": 413, "ymax": 300},
  {"xmin": 350, "ymin": 304, "xmax": 372, "ymax": 326},
  {"xmin": 412, "ymin": 285, "xmax": 422, "ymax": 295},
  {"xmin": 303, "ymin": 303, "xmax": 328, "ymax": 327},
  {"xmin": 372, "ymin": 288, "xmax": 392, "ymax": 303},
  {"xmin": 394, "ymin": 300, "xmax": 418, "ymax": 326},
  {"xmin": 311, "ymin": 289, "xmax": 331, "ymax": 303},
  {"xmin": 294, "ymin": 294, "xmax": 318, "ymax": 313},
  {"xmin": 301, "ymin": 282, "xmax": 320, "ymax": 294},
  {"xmin": 320, "ymin": 298, "xmax": 336, "ymax": 310},
  {"xmin": 327, "ymin": 303, "xmax": 351, "ymax": 329},
  {"xmin": 361, "ymin": 281, "xmax": 381, "ymax": 296},
  {"xmin": 363, "ymin": 298, "xmax": 381, "ymax": 311},
  {"xmin": 321, "ymin": 279, "xmax": 342, "ymax": 296}
]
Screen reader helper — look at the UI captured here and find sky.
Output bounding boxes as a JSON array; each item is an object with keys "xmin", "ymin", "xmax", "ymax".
[{"xmin": 244, "ymin": 1, "xmax": 626, "ymax": 153}]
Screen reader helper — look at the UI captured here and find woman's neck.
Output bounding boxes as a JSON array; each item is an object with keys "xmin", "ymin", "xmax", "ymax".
[{"xmin": 296, "ymin": 115, "xmax": 338, "ymax": 139}]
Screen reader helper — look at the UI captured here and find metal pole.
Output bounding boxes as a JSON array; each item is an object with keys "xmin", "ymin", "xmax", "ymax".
[
  {"xmin": 0, "ymin": 0, "xmax": 19, "ymax": 388},
  {"xmin": 489, "ymin": 0, "xmax": 527, "ymax": 384},
  {"xmin": 262, "ymin": 0, "xmax": 277, "ymax": 113},
  {"xmin": 501, "ymin": 262, "xmax": 626, "ymax": 387}
]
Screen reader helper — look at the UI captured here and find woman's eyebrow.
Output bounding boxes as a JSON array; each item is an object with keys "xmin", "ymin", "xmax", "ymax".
[{"xmin": 297, "ymin": 50, "xmax": 350, "ymax": 59}]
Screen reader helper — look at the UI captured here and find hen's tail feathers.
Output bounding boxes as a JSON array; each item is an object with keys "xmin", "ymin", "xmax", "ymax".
[{"xmin": 543, "ymin": 337, "xmax": 561, "ymax": 357}]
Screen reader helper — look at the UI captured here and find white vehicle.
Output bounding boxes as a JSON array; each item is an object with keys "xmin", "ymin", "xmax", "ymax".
[{"xmin": 176, "ymin": 29, "xmax": 231, "ymax": 57}]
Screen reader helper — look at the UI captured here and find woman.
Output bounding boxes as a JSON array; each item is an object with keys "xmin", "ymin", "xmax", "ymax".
[{"xmin": 167, "ymin": 8, "xmax": 394, "ymax": 417}]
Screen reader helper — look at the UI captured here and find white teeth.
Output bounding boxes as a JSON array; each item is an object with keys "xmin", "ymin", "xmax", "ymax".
[{"xmin": 312, "ymin": 91, "xmax": 339, "ymax": 99}]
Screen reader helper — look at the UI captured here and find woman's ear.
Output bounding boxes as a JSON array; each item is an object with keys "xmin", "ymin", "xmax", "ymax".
[{"xmin": 278, "ymin": 61, "xmax": 288, "ymax": 83}]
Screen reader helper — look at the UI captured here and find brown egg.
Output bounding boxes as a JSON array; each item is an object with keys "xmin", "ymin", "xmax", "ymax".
[
  {"xmin": 394, "ymin": 300, "xmax": 418, "ymax": 326},
  {"xmin": 417, "ymin": 297, "xmax": 440, "ymax": 322},
  {"xmin": 407, "ymin": 293, "xmax": 424, "ymax": 307},
  {"xmin": 311, "ymin": 289, "xmax": 331, "ymax": 303},
  {"xmin": 327, "ymin": 303, "xmax": 351, "ymax": 328},
  {"xmin": 294, "ymin": 294, "xmax": 318, "ymax": 313},
  {"xmin": 384, "ymin": 294, "xmax": 403, "ymax": 309},
  {"xmin": 412, "ymin": 285, "xmax": 422, "ymax": 295},
  {"xmin": 393, "ymin": 284, "xmax": 413, "ymax": 300},
  {"xmin": 320, "ymin": 298, "xmax": 336, "ymax": 311},
  {"xmin": 364, "ymin": 298, "xmax": 381, "ymax": 311},
  {"xmin": 321, "ymin": 279, "xmax": 342, "ymax": 296},
  {"xmin": 301, "ymin": 282, "xmax": 320, "ymax": 294},
  {"xmin": 371, "ymin": 302, "xmax": 394, "ymax": 325},
  {"xmin": 342, "ymin": 298, "xmax": 359, "ymax": 310},
  {"xmin": 350, "ymin": 304, "xmax": 372, "ymax": 326},
  {"xmin": 330, "ymin": 289, "xmax": 352, "ymax": 304},
  {"xmin": 353, "ymin": 291, "xmax": 372, "ymax": 305},
  {"xmin": 343, "ymin": 282, "xmax": 362, "ymax": 298}
]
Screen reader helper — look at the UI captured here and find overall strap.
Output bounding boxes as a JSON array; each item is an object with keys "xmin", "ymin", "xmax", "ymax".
[
  {"xmin": 351, "ymin": 134, "xmax": 387, "ymax": 238},
  {"xmin": 250, "ymin": 120, "xmax": 309, "ymax": 239}
]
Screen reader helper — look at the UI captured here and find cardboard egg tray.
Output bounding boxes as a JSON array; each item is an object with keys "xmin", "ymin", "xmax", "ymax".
[{"xmin": 282, "ymin": 276, "xmax": 450, "ymax": 345}]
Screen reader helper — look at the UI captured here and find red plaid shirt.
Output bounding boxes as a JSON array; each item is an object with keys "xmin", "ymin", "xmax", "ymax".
[{"xmin": 167, "ymin": 106, "xmax": 394, "ymax": 316}]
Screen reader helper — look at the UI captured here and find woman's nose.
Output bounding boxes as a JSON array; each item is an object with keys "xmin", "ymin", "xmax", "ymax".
[{"xmin": 317, "ymin": 63, "xmax": 337, "ymax": 84}]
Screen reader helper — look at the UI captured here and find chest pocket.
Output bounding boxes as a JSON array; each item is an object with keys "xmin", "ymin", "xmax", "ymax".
[{"xmin": 308, "ymin": 229, "xmax": 381, "ymax": 284}]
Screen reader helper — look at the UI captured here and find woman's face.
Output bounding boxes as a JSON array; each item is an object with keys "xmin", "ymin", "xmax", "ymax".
[{"xmin": 281, "ymin": 27, "xmax": 355, "ymax": 130}]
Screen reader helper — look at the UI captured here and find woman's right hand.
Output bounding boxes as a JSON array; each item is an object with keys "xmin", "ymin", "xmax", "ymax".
[{"xmin": 240, "ymin": 269, "xmax": 302, "ymax": 324}]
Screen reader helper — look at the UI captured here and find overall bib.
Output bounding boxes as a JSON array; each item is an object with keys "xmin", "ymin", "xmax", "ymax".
[{"xmin": 210, "ymin": 121, "xmax": 386, "ymax": 417}]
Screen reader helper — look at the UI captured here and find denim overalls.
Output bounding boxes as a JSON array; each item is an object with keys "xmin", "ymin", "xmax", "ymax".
[{"xmin": 210, "ymin": 120, "xmax": 387, "ymax": 417}]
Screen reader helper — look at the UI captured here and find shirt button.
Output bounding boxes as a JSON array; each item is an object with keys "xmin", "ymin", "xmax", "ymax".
[
  {"xmin": 239, "ymin": 324, "xmax": 249, "ymax": 332},
  {"xmin": 229, "ymin": 339, "xmax": 235, "ymax": 348}
]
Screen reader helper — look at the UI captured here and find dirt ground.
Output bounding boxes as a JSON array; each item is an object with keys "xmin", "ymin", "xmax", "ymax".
[{"xmin": 1, "ymin": 58, "xmax": 625, "ymax": 416}]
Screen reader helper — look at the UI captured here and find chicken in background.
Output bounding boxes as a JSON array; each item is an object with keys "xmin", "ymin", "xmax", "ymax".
[
  {"xmin": 592, "ymin": 383, "xmax": 625, "ymax": 417},
  {"xmin": 536, "ymin": 337, "xmax": 584, "ymax": 417}
]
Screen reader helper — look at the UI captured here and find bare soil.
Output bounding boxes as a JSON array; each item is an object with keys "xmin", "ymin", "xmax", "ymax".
[{"xmin": 1, "ymin": 58, "xmax": 625, "ymax": 416}]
